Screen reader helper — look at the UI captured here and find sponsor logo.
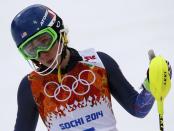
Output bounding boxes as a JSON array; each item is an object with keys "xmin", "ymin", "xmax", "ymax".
[
  {"xmin": 84, "ymin": 55, "xmax": 96, "ymax": 62},
  {"xmin": 59, "ymin": 111, "xmax": 103, "ymax": 130},
  {"xmin": 40, "ymin": 10, "xmax": 48, "ymax": 26},
  {"xmin": 163, "ymin": 71, "xmax": 167, "ymax": 85},
  {"xmin": 56, "ymin": 21, "xmax": 61, "ymax": 28},
  {"xmin": 44, "ymin": 70, "xmax": 96, "ymax": 102}
]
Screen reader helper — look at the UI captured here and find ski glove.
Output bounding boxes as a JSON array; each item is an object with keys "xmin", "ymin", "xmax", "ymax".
[
  {"xmin": 143, "ymin": 60, "xmax": 172, "ymax": 92},
  {"xmin": 142, "ymin": 78, "xmax": 150, "ymax": 92}
]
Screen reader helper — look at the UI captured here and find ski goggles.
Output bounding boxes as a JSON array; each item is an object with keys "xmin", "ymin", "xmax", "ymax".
[{"xmin": 18, "ymin": 27, "xmax": 58, "ymax": 60}]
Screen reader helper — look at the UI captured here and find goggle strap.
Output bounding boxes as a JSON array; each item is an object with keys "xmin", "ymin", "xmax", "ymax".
[{"xmin": 58, "ymin": 65, "xmax": 62, "ymax": 83}]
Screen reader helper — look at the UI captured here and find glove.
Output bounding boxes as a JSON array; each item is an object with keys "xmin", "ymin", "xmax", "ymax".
[
  {"xmin": 142, "ymin": 78, "xmax": 150, "ymax": 92},
  {"xmin": 143, "ymin": 60, "xmax": 172, "ymax": 92}
]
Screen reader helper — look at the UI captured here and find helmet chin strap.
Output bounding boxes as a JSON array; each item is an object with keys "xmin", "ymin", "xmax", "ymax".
[{"xmin": 27, "ymin": 30, "xmax": 65, "ymax": 76}]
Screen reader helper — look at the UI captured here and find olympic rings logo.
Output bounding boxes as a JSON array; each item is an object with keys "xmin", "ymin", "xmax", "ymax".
[{"xmin": 44, "ymin": 70, "xmax": 96, "ymax": 102}]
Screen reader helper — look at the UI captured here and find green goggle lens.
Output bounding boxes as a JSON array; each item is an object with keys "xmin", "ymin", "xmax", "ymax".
[{"xmin": 18, "ymin": 27, "xmax": 58, "ymax": 60}]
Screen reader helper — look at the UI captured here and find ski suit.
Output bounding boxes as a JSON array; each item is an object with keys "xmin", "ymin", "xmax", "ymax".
[{"xmin": 14, "ymin": 48, "xmax": 154, "ymax": 131}]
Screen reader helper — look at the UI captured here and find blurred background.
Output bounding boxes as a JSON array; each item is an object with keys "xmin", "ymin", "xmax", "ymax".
[{"xmin": 0, "ymin": 0, "xmax": 174, "ymax": 130}]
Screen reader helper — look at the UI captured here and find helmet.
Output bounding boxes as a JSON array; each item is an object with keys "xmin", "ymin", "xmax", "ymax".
[{"xmin": 11, "ymin": 4, "xmax": 64, "ymax": 47}]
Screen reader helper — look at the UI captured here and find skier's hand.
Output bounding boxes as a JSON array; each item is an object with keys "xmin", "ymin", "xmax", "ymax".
[{"xmin": 142, "ymin": 77, "xmax": 150, "ymax": 92}]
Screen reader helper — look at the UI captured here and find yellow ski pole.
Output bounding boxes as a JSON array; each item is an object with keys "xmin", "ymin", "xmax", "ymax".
[{"xmin": 148, "ymin": 50, "xmax": 171, "ymax": 131}]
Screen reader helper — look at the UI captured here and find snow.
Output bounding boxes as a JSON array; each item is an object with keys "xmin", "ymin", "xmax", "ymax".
[{"xmin": 0, "ymin": 0, "xmax": 174, "ymax": 131}]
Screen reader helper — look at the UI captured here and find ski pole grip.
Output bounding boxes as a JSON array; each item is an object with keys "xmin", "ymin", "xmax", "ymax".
[{"xmin": 148, "ymin": 49, "xmax": 156, "ymax": 61}]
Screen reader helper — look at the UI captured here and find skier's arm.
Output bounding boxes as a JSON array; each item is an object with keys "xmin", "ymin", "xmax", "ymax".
[
  {"xmin": 14, "ymin": 75, "xmax": 39, "ymax": 131},
  {"xmin": 98, "ymin": 52, "xmax": 154, "ymax": 118}
]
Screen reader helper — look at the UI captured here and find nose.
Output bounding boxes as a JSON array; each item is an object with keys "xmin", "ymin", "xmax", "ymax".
[{"xmin": 39, "ymin": 51, "xmax": 50, "ymax": 60}]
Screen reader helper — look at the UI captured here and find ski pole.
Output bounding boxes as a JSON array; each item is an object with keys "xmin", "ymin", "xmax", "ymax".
[{"xmin": 148, "ymin": 49, "xmax": 171, "ymax": 131}]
